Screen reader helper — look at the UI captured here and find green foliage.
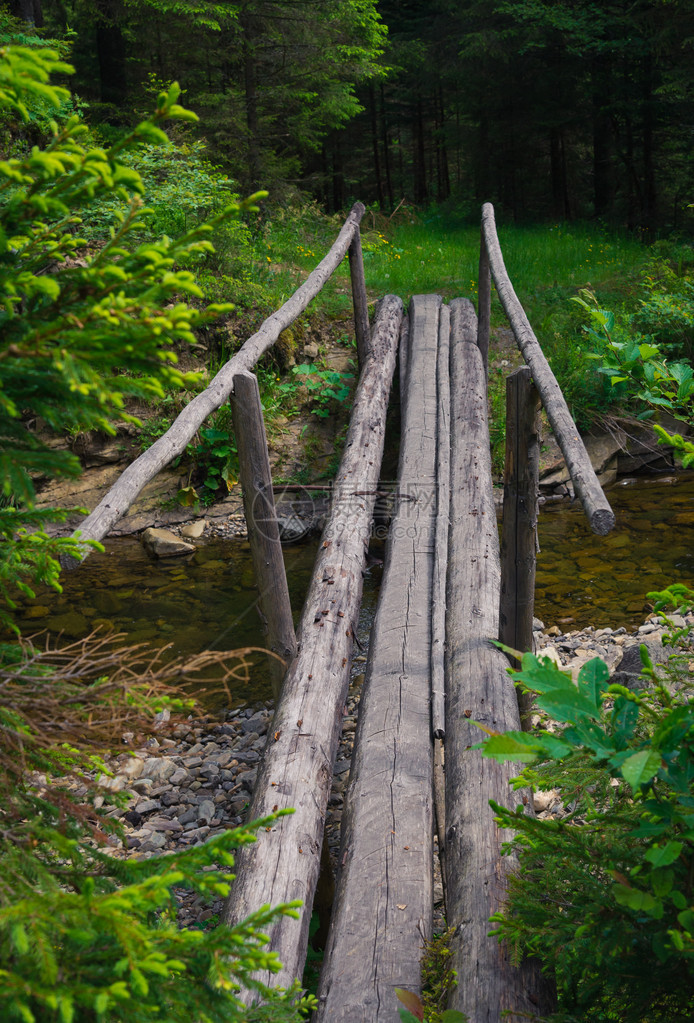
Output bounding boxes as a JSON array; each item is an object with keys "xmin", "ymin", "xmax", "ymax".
[
  {"xmin": 476, "ymin": 595, "xmax": 694, "ymax": 1022},
  {"xmin": 191, "ymin": 420, "xmax": 239, "ymax": 505},
  {"xmin": 292, "ymin": 363, "xmax": 355, "ymax": 419},
  {"xmin": 0, "ymin": 44, "xmax": 264, "ymax": 617},
  {"xmin": 0, "ymin": 46, "xmax": 311, "ymax": 1022},
  {"xmin": 572, "ymin": 288, "xmax": 694, "ymax": 424}
]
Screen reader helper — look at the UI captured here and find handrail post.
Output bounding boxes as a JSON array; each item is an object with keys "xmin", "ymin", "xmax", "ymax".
[
  {"xmin": 499, "ymin": 366, "xmax": 540, "ymax": 727},
  {"xmin": 477, "ymin": 228, "xmax": 491, "ymax": 378},
  {"xmin": 481, "ymin": 201, "xmax": 615, "ymax": 535},
  {"xmin": 231, "ymin": 370, "xmax": 297, "ymax": 700},
  {"xmin": 348, "ymin": 224, "xmax": 371, "ymax": 367}
]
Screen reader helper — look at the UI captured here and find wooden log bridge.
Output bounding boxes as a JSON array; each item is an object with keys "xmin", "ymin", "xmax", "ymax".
[
  {"xmin": 59, "ymin": 203, "xmax": 615, "ymax": 1019},
  {"xmin": 218, "ymin": 210, "xmax": 613, "ymax": 1021}
]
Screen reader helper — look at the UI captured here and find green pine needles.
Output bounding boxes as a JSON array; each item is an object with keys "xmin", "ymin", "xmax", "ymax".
[{"xmin": 0, "ymin": 42, "xmax": 311, "ymax": 1022}]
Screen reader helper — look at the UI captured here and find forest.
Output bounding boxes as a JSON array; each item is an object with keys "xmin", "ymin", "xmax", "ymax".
[
  {"xmin": 1, "ymin": 1, "xmax": 694, "ymax": 1021},
  {"xmin": 6, "ymin": 0, "xmax": 694, "ymax": 232}
]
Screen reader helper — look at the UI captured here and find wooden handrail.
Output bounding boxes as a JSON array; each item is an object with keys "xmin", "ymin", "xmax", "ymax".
[
  {"xmin": 480, "ymin": 202, "xmax": 615, "ymax": 535},
  {"xmin": 65, "ymin": 202, "xmax": 366, "ymax": 557}
]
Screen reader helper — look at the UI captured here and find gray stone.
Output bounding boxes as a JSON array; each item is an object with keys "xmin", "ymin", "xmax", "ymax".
[
  {"xmin": 141, "ymin": 527, "xmax": 195, "ymax": 558},
  {"xmin": 241, "ymin": 712, "xmax": 268, "ymax": 735},
  {"xmin": 178, "ymin": 807, "xmax": 198, "ymax": 825},
  {"xmin": 236, "ymin": 769, "xmax": 257, "ymax": 791},
  {"xmin": 180, "ymin": 826, "xmax": 210, "ymax": 844},
  {"xmin": 180, "ymin": 519, "xmax": 206, "ymax": 539},
  {"xmin": 135, "ymin": 799, "xmax": 161, "ymax": 815},
  {"xmin": 197, "ymin": 799, "xmax": 216, "ymax": 824},
  {"xmin": 147, "ymin": 817, "xmax": 183, "ymax": 832},
  {"xmin": 141, "ymin": 757, "xmax": 178, "ymax": 784}
]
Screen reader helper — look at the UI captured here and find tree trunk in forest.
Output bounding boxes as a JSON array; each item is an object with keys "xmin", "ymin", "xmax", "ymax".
[
  {"xmin": 369, "ymin": 83, "xmax": 384, "ymax": 209},
  {"xmin": 413, "ymin": 97, "xmax": 427, "ymax": 204},
  {"xmin": 10, "ymin": 0, "xmax": 43, "ymax": 25},
  {"xmin": 380, "ymin": 84, "xmax": 394, "ymax": 210},
  {"xmin": 641, "ymin": 50, "xmax": 657, "ymax": 237},
  {"xmin": 242, "ymin": 15, "xmax": 261, "ymax": 191},
  {"xmin": 436, "ymin": 86, "xmax": 450, "ymax": 201},
  {"xmin": 95, "ymin": 1, "xmax": 127, "ymax": 106},
  {"xmin": 550, "ymin": 127, "xmax": 570, "ymax": 220},
  {"xmin": 592, "ymin": 57, "xmax": 613, "ymax": 219}
]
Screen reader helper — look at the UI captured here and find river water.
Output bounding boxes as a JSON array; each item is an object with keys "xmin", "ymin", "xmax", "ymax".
[{"xmin": 10, "ymin": 475, "xmax": 694, "ymax": 706}]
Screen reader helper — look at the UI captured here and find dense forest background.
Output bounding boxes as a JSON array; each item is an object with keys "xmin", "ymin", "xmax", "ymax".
[{"xmin": 6, "ymin": 0, "xmax": 694, "ymax": 234}]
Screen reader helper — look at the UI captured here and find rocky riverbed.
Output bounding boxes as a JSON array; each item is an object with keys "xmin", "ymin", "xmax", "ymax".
[{"xmin": 91, "ymin": 610, "xmax": 693, "ymax": 931}]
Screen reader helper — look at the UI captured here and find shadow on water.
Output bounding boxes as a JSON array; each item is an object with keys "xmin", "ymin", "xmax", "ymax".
[{"xmin": 7, "ymin": 475, "xmax": 693, "ymax": 706}]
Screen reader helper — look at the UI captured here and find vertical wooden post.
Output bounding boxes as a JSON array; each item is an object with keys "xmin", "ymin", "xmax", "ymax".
[
  {"xmin": 231, "ymin": 370, "xmax": 297, "ymax": 700},
  {"xmin": 477, "ymin": 229, "xmax": 491, "ymax": 378},
  {"xmin": 499, "ymin": 366, "xmax": 540, "ymax": 727},
  {"xmin": 348, "ymin": 227, "xmax": 371, "ymax": 367}
]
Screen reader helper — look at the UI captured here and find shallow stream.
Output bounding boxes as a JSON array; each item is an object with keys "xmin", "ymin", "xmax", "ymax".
[{"xmin": 11, "ymin": 475, "xmax": 694, "ymax": 706}]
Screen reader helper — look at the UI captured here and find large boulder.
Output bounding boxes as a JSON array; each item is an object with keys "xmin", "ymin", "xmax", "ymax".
[{"xmin": 141, "ymin": 527, "xmax": 195, "ymax": 558}]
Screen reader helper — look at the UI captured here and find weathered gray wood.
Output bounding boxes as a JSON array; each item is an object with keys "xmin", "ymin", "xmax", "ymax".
[
  {"xmin": 348, "ymin": 227, "xmax": 371, "ymax": 366},
  {"xmin": 230, "ymin": 370, "xmax": 297, "ymax": 700},
  {"xmin": 499, "ymin": 368, "xmax": 540, "ymax": 720},
  {"xmin": 478, "ymin": 228, "xmax": 492, "ymax": 373},
  {"xmin": 450, "ymin": 296, "xmax": 477, "ymax": 346},
  {"xmin": 431, "ymin": 303, "xmax": 450, "ymax": 741},
  {"xmin": 315, "ymin": 294, "xmax": 440, "ymax": 1023},
  {"xmin": 445, "ymin": 333, "xmax": 553, "ymax": 1021},
  {"xmin": 481, "ymin": 202, "xmax": 615, "ymax": 535},
  {"xmin": 220, "ymin": 295, "xmax": 403, "ymax": 999},
  {"xmin": 398, "ymin": 309, "xmax": 410, "ymax": 412},
  {"xmin": 65, "ymin": 203, "xmax": 366, "ymax": 559}
]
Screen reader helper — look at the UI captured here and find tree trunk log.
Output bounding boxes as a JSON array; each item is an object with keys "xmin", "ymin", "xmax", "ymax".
[
  {"xmin": 315, "ymin": 294, "xmax": 440, "ymax": 1023},
  {"xmin": 445, "ymin": 332, "xmax": 553, "ymax": 1022},
  {"xmin": 231, "ymin": 370, "xmax": 297, "ymax": 700},
  {"xmin": 220, "ymin": 295, "xmax": 403, "ymax": 1000},
  {"xmin": 64, "ymin": 204, "xmax": 365, "ymax": 561},
  {"xmin": 481, "ymin": 203, "xmax": 615, "ymax": 535},
  {"xmin": 499, "ymin": 368, "xmax": 540, "ymax": 713},
  {"xmin": 348, "ymin": 229, "xmax": 371, "ymax": 368}
]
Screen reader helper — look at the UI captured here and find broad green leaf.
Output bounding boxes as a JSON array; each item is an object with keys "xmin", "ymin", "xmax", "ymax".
[
  {"xmin": 620, "ymin": 749, "xmax": 662, "ymax": 791},
  {"xmin": 478, "ymin": 730, "xmax": 544, "ymax": 763},
  {"xmin": 577, "ymin": 657, "xmax": 610, "ymax": 707},
  {"xmin": 612, "ymin": 696, "xmax": 639, "ymax": 741},
  {"xmin": 613, "ymin": 886, "xmax": 659, "ymax": 913},
  {"xmin": 645, "ymin": 842, "xmax": 683, "ymax": 868},
  {"xmin": 534, "ymin": 686, "xmax": 601, "ymax": 723}
]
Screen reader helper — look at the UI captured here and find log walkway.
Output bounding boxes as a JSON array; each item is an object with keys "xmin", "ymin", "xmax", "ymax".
[{"xmin": 63, "ymin": 204, "xmax": 615, "ymax": 1020}]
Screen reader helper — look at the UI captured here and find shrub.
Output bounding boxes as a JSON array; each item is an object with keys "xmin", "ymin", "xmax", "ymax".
[{"xmin": 477, "ymin": 591, "xmax": 694, "ymax": 1022}]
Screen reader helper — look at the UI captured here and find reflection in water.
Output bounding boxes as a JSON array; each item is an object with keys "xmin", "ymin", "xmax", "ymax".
[{"xmin": 9, "ymin": 476, "xmax": 693, "ymax": 703}]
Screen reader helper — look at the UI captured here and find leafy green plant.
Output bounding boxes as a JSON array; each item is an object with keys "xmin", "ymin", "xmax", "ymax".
[
  {"xmin": 191, "ymin": 423, "xmax": 239, "ymax": 505},
  {"xmin": 292, "ymin": 363, "xmax": 355, "ymax": 419},
  {"xmin": 475, "ymin": 591, "xmax": 694, "ymax": 1022},
  {"xmin": 572, "ymin": 288, "xmax": 694, "ymax": 424}
]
